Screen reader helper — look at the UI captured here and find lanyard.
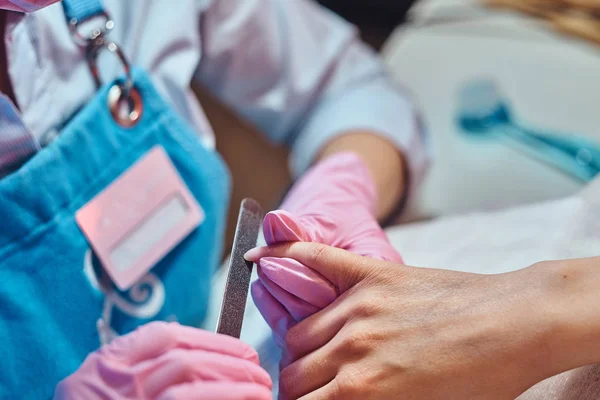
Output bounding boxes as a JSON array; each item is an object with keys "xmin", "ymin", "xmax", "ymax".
[
  {"xmin": 62, "ymin": 0, "xmax": 142, "ymax": 345},
  {"xmin": 62, "ymin": 0, "xmax": 105, "ymax": 23}
]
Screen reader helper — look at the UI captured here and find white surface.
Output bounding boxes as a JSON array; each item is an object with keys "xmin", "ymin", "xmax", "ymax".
[
  {"xmin": 388, "ymin": 175, "xmax": 600, "ymax": 274},
  {"xmin": 388, "ymin": 192, "xmax": 584, "ymax": 274},
  {"xmin": 382, "ymin": 0, "xmax": 600, "ymax": 218}
]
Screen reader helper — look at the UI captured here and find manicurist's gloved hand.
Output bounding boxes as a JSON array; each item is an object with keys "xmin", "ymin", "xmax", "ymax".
[
  {"xmin": 54, "ymin": 322, "xmax": 272, "ymax": 400},
  {"xmin": 251, "ymin": 152, "xmax": 403, "ymax": 346}
]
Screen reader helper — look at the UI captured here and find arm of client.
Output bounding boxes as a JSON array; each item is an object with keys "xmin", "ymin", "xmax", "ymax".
[{"xmin": 246, "ymin": 243, "xmax": 600, "ymax": 400}]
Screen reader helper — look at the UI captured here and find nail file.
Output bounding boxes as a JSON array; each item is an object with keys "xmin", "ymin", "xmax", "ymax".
[{"xmin": 216, "ymin": 198, "xmax": 264, "ymax": 338}]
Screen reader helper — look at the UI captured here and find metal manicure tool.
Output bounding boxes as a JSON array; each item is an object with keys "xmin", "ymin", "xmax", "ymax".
[{"xmin": 216, "ymin": 198, "xmax": 264, "ymax": 338}]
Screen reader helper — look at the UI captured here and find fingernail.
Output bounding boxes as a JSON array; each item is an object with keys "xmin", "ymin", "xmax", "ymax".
[{"xmin": 244, "ymin": 247, "xmax": 263, "ymax": 261}]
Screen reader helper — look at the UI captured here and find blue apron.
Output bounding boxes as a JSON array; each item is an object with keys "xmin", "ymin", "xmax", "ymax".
[{"xmin": 0, "ymin": 2, "xmax": 231, "ymax": 398}]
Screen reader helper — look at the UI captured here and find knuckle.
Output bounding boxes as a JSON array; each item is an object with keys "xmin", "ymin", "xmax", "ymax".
[
  {"xmin": 144, "ymin": 321, "xmax": 180, "ymax": 348},
  {"xmin": 240, "ymin": 343, "xmax": 259, "ymax": 363},
  {"xmin": 284, "ymin": 324, "xmax": 303, "ymax": 353},
  {"xmin": 337, "ymin": 327, "xmax": 380, "ymax": 357},
  {"xmin": 144, "ymin": 321, "xmax": 174, "ymax": 338},
  {"xmin": 169, "ymin": 349, "xmax": 197, "ymax": 377},
  {"xmin": 336, "ymin": 369, "xmax": 367, "ymax": 398},
  {"xmin": 352, "ymin": 298, "xmax": 381, "ymax": 319},
  {"xmin": 339, "ymin": 332, "xmax": 367, "ymax": 355},
  {"xmin": 308, "ymin": 243, "xmax": 328, "ymax": 266},
  {"xmin": 338, "ymin": 364, "xmax": 390, "ymax": 398}
]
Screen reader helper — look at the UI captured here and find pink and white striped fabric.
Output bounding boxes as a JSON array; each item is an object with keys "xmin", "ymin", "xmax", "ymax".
[{"xmin": 0, "ymin": 94, "xmax": 38, "ymax": 177}]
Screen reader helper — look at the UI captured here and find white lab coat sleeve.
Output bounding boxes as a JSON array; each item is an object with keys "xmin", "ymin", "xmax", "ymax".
[{"xmin": 195, "ymin": 0, "xmax": 430, "ymax": 186}]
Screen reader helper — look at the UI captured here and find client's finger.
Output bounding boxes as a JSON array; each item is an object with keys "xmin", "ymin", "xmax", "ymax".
[
  {"xmin": 280, "ymin": 321, "xmax": 362, "ymax": 400},
  {"xmin": 246, "ymin": 242, "xmax": 385, "ymax": 293},
  {"xmin": 299, "ymin": 379, "xmax": 340, "ymax": 400},
  {"xmin": 279, "ymin": 287, "xmax": 360, "ymax": 368},
  {"xmin": 250, "ymin": 280, "xmax": 294, "ymax": 347}
]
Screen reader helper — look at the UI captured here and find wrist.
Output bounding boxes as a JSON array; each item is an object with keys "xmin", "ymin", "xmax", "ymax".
[
  {"xmin": 317, "ymin": 132, "xmax": 405, "ymax": 220},
  {"xmin": 530, "ymin": 258, "xmax": 600, "ymax": 378},
  {"xmin": 314, "ymin": 151, "xmax": 379, "ymax": 213}
]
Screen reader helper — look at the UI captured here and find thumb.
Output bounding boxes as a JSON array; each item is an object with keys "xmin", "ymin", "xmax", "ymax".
[
  {"xmin": 246, "ymin": 242, "xmax": 385, "ymax": 292},
  {"xmin": 262, "ymin": 210, "xmax": 309, "ymax": 244},
  {"xmin": 263, "ymin": 210, "xmax": 336, "ymax": 245}
]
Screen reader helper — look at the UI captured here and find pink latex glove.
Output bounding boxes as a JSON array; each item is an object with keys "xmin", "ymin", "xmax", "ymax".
[
  {"xmin": 54, "ymin": 322, "xmax": 272, "ymax": 400},
  {"xmin": 251, "ymin": 152, "xmax": 403, "ymax": 346}
]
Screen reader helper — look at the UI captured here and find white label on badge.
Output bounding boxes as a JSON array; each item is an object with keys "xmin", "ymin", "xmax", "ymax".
[{"xmin": 111, "ymin": 195, "xmax": 190, "ymax": 272}]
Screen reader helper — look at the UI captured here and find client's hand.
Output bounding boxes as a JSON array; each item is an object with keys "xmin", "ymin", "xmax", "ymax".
[
  {"xmin": 252, "ymin": 153, "xmax": 403, "ymax": 346},
  {"xmin": 54, "ymin": 322, "xmax": 272, "ymax": 400},
  {"xmin": 246, "ymin": 243, "xmax": 600, "ymax": 400}
]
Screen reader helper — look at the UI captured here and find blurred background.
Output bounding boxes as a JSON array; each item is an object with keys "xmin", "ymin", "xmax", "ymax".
[
  {"xmin": 318, "ymin": 0, "xmax": 418, "ymax": 48},
  {"xmin": 193, "ymin": 0, "xmax": 600, "ymax": 252}
]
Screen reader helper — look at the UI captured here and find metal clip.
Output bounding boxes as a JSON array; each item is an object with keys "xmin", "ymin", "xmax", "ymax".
[
  {"xmin": 68, "ymin": 9, "xmax": 142, "ymax": 128},
  {"xmin": 87, "ymin": 39, "xmax": 143, "ymax": 128},
  {"xmin": 68, "ymin": 11, "xmax": 114, "ymax": 47}
]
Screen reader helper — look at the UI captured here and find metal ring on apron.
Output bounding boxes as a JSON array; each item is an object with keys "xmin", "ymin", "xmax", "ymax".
[{"xmin": 87, "ymin": 40, "xmax": 143, "ymax": 128}]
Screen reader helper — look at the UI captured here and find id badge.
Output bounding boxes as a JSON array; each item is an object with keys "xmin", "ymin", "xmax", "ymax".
[{"xmin": 76, "ymin": 146, "xmax": 204, "ymax": 291}]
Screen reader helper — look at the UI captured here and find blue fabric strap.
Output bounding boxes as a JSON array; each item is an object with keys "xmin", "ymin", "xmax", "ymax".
[{"xmin": 62, "ymin": 0, "xmax": 105, "ymax": 22}]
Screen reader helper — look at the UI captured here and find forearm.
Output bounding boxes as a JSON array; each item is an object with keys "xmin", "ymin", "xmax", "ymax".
[
  {"xmin": 535, "ymin": 257, "xmax": 600, "ymax": 375},
  {"xmin": 442, "ymin": 257, "xmax": 600, "ymax": 396},
  {"xmin": 317, "ymin": 131, "xmax": 406, "ymax": 222}
]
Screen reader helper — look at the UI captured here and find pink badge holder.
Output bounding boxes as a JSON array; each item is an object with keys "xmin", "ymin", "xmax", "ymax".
[{"xmin": 76, "ymin": 146, "xmax": 204, "ymax": 344}]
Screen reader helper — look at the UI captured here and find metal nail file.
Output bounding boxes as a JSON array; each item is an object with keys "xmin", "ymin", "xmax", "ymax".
[{"xmin": 216, "ymin": 198, "xmax": 264, "ymax": 338}]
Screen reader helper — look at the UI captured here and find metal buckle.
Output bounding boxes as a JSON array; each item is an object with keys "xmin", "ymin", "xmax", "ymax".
[
  {"xmin": 68, "ymin": 11, "xmax": 115, "ymax": 46},
  {"xmin": 68, "ymin": 9, "xmax": 142, "ymax": 128},
  {"xmin": 87, "ymin": 40, "xmax": 143, "ymax": 128},
  {"xmin": 87, "ymin": 40, "xmax": 132, "ymax": 91}
]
